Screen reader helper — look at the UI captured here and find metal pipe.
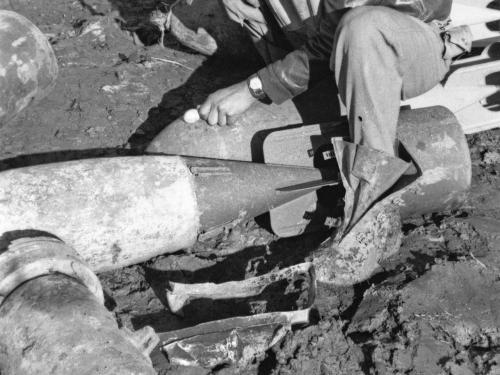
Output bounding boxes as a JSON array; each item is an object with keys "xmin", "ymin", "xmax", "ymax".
[{"xmin": 0, "ymin": 237, "xmax": 157, "ymax": 375}]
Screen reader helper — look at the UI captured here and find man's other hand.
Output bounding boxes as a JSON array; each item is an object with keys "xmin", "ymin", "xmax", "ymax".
[{"xmin": 198, "ymin": 81, "xmax": 257, "ymax": 126}]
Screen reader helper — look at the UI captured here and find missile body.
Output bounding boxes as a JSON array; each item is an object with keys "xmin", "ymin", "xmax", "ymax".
[
  {"xmin": 146, "ymin": 79, "xmax": 342, "ymax": 161},
  {"xmin": 0, "ymin": 155, "xmax": 328, "ymax": 272},
  {"xmin": 0, "ymin": 10, "xmax": 58, "ymax": 126},
  {"xmin": 146, "ymin": 105, "xmax": 471, "ymax": 237}
]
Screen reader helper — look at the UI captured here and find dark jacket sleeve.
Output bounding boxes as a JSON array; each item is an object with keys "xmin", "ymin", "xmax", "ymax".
[
  {"xmin": 258, "ymin": 0, "xmax": 452, "ymax": 104},
  {"xmin": 257, "ymin": 9, "xmax": 340, "ymax": 104}
]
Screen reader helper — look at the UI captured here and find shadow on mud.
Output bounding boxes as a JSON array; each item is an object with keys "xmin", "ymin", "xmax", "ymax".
[
  {"xmin": 127, "ymin": 54, "xmax": 259, "ymax": 151},
  {"xmin": 0, "ymin": 147, "xmax": 137, "ymax": 171},
  {"xmin": 131, "ymin": 231, "xmax": 330, "ymax": 329}
]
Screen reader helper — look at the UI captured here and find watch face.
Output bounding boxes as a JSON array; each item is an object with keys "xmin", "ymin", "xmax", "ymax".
[
  {"xmin": 247, "ymin": 75, "xmax": 266, "ymax": 100},
  {"xmin": 249, "ymin": 76, "xmax": 262, "ymax": 91}
]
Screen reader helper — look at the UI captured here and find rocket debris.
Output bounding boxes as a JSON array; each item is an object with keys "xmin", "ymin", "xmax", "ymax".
[
  {"xmin": 158, "ymin": 309, "xmax": 312, "ymax": 368},
  {"xmin": 166, "ymin": 262, "xmax": 316, "ymax": 315},
  {"xmin": 314, "ymin": 107, "xmax": 471, "ymax": 286}
]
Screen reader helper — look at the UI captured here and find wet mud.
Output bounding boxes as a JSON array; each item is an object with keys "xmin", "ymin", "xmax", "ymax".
[{"xmin": 1, "ymin": 0, "xmax": 500, "ymax": 374}]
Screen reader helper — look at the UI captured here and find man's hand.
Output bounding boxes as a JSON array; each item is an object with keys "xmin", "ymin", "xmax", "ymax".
[{"xmin": 198, "ymin": 80, "xmax": 257, "ymax": 126}]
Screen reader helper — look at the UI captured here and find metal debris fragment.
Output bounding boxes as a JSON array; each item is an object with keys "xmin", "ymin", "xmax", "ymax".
[
  {"xmin": 166, "ymin": 262, "xmax": 316, "ymax": 315},
  {"xmin": 159, "ymin": 309, "xmax": 312, "ymax": 368}
]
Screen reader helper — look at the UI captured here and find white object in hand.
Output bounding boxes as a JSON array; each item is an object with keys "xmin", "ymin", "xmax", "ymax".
[{"xmin": 183, "ymin": 109, "xmax": 200, "ymax": 123}]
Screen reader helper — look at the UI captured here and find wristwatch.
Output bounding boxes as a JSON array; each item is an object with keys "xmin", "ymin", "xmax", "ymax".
[{"xmin": 247, "ymin": 74, "xmax": 267, "ymax": 100}]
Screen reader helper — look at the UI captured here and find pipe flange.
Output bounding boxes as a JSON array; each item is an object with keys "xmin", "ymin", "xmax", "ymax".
[{"xmin": 0, "ymin": 236, "xmax": 103, "ymax": 306}]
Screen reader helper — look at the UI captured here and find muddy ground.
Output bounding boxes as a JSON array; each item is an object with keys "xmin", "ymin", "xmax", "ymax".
[{"xmin": 2, "ymin": 0, "xmax": 500, "ymax": 374}]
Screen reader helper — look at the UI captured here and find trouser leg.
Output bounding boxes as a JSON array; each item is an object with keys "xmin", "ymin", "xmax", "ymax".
[{"xmin": 333, "ymin": 6, "xmax": 451, "ymax": 156}]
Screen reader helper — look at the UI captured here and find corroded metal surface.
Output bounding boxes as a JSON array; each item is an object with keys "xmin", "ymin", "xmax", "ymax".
[
  {"xmin": 159, "ymin": 309, "xmax": 311, "ymax": 368},
  {"xmin": 269, "ymin": 106, "xmax": 470, "ymax": 238},
  {"xmin": 0, "ymin": 156, "xmax": 199, "ymax": 272},
  {"xmin": 166, "ymin": 262, "xmax": 315, "ymax": 315},
  {"xmin": 314, "ymin": 106, "xmax": 472, "ymax": 286},
  {"xmin": 314, "ymin": 200, "xmax": 403, "ymax": 286},
  {"xmin": 0, "ymin": 10, "xmax": 58, "ymax": 125},
  {"xmin": 0, "ymin": 236, "xmax": 103, "ymax": 306},
  {"xmin": 394, "ymin": 106, "xmax": 472, "ymax": 218},
  {"xmin": 0, "ymin": 274, "xmax": 156, "ymax": 375}
]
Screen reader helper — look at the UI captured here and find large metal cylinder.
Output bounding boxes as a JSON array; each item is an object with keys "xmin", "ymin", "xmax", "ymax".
[
  {"xmin": 0, "ymin": 275, "xmax": 156, "ymax": 375},
  {"xmin": 0, "ymin": 155, "xmax": 326, "ymax": 272},
  {"xmin": 0, "ymin": 238, "xmax": 156, "ymax": 375},
  {"xmin": 0, "ymin": 10, "xmax": 58, "ymax": 125},
  {"xmin": 151, "ymin": 104, "xmax": 472, "ymax": 238}
]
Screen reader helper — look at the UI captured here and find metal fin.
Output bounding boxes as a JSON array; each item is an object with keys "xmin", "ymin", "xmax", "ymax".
[
  {"xmin": 276, "ymin": 178, "xmax": 338, "ymax": 192},
  {"xmin": 451, "ymin": 2, "xmax": 500, "ymax": 27},
  {"xmin": 333, "ymin": 140, "xmax": 411, "ymax": 234}
]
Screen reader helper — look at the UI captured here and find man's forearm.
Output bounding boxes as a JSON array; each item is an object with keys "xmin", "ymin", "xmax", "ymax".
[{"xmin": 258, "ymin": 50, "xmax": 313, "ymax": 104}]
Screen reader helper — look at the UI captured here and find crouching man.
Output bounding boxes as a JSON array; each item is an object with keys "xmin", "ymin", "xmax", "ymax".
[
  {"xmin": 198, "ymin": 0, "xmax": 467, "ymax": 157},
  {"xmin": 193, "ymin": 1, "xmax": 473, "ymax": 285}
]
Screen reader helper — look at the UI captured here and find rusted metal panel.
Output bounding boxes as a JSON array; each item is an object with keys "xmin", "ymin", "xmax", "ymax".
[
  {"xmin": 166, "ymin": 262, "xmax": 316, "ymax": 315},
  {"xmin": 395, "ymin": 106, "xmax": 471, "ymax": 218},
  {"xmin": 159, "ymin": 309, "xmax": 311, "ymax": 368}
]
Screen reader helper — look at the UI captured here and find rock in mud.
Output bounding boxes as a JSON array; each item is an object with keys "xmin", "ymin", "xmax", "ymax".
[{"xmin": 269, "ymin": 319, "xmax": 364, "ymax": 375}]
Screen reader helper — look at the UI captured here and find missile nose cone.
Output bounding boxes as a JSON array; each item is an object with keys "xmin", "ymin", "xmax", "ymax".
[
  {"xmin": 147, "ymin": 116, "xmax": 203, "ymax": 154},
  {"xmin": 183, "ymin": 157, "xmax": 336, "ymax": 231}
]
